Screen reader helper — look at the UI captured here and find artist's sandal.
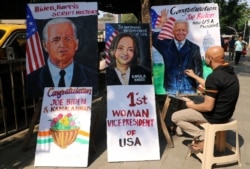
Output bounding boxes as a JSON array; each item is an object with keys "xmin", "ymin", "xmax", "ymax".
[
  {"xmin": 188, "ymin": 143, "xmax": 203, "ymax": 154},
  {"xmin": 188, "ymin": 137, "xmax": 204, "ymax": 154}
]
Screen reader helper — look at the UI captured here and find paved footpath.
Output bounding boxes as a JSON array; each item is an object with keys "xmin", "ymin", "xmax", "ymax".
[{"xmin": 0, "ymin": 52, "xmax": 250, "ymax": 169}]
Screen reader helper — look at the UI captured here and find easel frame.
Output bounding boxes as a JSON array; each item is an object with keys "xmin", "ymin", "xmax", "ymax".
[{"xmin": 156, "ymin": 95, "xmax": 174, "ymax": 148}]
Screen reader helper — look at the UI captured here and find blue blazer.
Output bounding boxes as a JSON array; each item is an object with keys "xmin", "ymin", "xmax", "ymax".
[
  {"xmin": 26, "ymin": 62, "xmax": 97, "ymax": 97},
  {"xmin": 152, "ymin": 32, "xmax": 203, "ymax": 94}
]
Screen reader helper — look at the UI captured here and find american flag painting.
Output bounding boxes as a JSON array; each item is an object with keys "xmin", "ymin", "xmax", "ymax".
[
  {"xmin": 151, "ymin": 9, "xmax": 161, "ymax": 29},
  {"xmin": 150, "ymin": 8, "xmax": 176, "ymax": 40},
  {"xmin": 26, "ymin": 5, "xmax": 45, "ymax": 75},
  {"xmin": 105, "ymin": 24, "xmax": 118, "ymax": 65},
  {"xmin": 157, "ymin": 17, "xmax": 176, "ymax": 40}
]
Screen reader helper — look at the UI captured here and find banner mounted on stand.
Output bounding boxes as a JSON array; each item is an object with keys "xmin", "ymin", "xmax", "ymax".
[
  {"xmin": 27, "ymin": 1, "xmax": 98, "ymax": 167},
  {"xmin": 105, "ymin": 23, "xmax": 159, "ymax": 162},
  {"xmin": 151, "ymin": 3, "xmax": 220, "ymax": 95}
]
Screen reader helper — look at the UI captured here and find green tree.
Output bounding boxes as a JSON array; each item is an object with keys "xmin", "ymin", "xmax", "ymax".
[
  {"xmin": 121, "ymin": 14, "xmax": 138, "ymax": 23},
  {"xmin": 216, "ymin": 0, "xmax": 250, "ymax": 37}
]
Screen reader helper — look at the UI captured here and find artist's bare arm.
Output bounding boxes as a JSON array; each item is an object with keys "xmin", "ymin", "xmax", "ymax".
[
  {"xmin": 182, "ymin": 95, "xmax": 215, "ymax": 112},
  {"xmin": 185, "ymin": 69, "xmax": 205, "ymax": 87}
]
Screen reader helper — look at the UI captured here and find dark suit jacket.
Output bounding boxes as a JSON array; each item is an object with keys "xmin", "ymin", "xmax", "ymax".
[
  {"xmin": 26, "ymin": 62, "xmax": 97, "ymax": 97},
  {"xmin": 106, "ymin": 66, "xmax": 152, "ymax": 85},
  {"xmin": 152, "ymin": 32, "xmax": 203, "ymax": 94}
]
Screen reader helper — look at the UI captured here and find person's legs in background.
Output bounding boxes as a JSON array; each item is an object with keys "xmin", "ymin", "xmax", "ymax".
[
  {"xmin": 235, "ymin": 51, "xmax": 241, "ymax": 65},
  {"xmin": 229, "ymin": 48, "xmax": 235, "ymax": 61}
]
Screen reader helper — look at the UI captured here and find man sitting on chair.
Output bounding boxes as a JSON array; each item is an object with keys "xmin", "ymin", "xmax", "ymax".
[{"xmin": 172, "ymin": 46, "xmax": 239, "ymax": 153}]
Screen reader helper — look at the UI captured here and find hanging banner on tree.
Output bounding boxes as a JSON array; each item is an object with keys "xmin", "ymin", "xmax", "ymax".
[
  {"xmin": 34, "ymin": 87, "xmax": 92, "ymax": 167},
  {"xmin": 151, "ymin": 3, "xmax": 220, "ymax": 95},
  {"xmin": 106, "ymin": 85, "xmax": 160, "ymax": 162}
]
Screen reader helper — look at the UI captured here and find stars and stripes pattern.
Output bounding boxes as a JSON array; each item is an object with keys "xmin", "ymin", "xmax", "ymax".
[
  {"xmin": 157, "ymin": 17, "xmax": 176, "ymax": 40},
  {"xmin": 150, "ymin": 8, "xmax": 176, "ymax": 40},
  {"xmin": 26, "ymin": 5, "xmax": 45, "ymax": 75},
  {"xmin": 105, "ymin": 24, "xmax": 118, "ymax": 65},
  {"xmin": 150, "ymin": 9, "xmax": 161, "ymax": 29}
]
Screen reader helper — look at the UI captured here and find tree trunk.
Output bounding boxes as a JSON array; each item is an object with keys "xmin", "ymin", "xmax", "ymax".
[{"xmin": 141, "ymin": 0, "xmax": 151, "ymax": 24}]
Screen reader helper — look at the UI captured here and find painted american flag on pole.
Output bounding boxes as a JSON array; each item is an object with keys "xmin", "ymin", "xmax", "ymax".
[
  {"xmin": 26, "ymin": 5, "xmax": 45, "ymax": 75},
  {"xmin": 151, "ymin": 8, "xmax": 176, "ymax": 40},
  {"xmin": 157, "ymin": 17, "xmax": 176, "ymax": 40},
  {"xmin": 151, "ymin": 9, "xmax": 161, "ymax": 29},
  {"xmin": 105, "ymin": 24, "xmax": 118, "ymax": 65}
]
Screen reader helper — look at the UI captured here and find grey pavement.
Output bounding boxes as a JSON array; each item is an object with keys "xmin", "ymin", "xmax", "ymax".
[{"xmin": 0, "ymin": 52, "xmax": 249, "ymax": 169}]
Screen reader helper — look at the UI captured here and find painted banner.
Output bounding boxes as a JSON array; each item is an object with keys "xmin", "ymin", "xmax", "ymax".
[
  {"xmin": 105, "ymin": 23, "xmax": 152, "ymax": 86},
  {"xmin": 26, "ymin": 2, "xmax": 98, "ymax": 97},
  {"xmin": 34, "ymin": 87, "xmax": 92, "ymax": 167},
  {"xmin": 107, "ymin": 85, "xmax": 160, "ymax": 162},
  {"xmin": 151, "ymin": 3, "xmax": 220, "ymax": 95}
]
